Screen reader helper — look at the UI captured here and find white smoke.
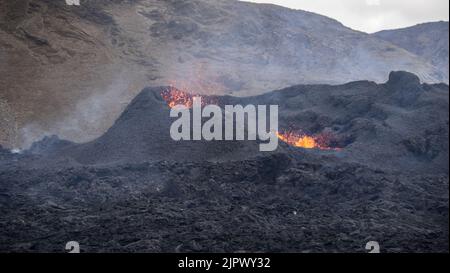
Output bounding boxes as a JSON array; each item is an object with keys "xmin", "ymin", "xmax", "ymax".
[{"xmin": 19, "ymin": 73, "xmax": 138, "ymax": 149}]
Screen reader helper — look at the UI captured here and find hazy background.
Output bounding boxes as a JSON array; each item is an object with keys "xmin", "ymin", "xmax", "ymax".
[{"xmin": 244, "ymin": 0, "xmax": 450, "ymax": 33}]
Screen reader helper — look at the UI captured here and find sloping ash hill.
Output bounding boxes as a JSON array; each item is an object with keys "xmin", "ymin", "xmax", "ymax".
[{"xmin": 373, "ymin": 21, "xmax": 449, "ymax": 80}]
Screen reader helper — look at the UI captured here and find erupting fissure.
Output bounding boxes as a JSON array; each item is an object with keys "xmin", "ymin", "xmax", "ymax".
[
  {"xmin": 161, "ymin": 87, "xmax": 341, "ymax": 151},
  {"xmin": 168, "ymin": 96, "xmax": 279, "ymax": 152},
  {"xmin": 276, "ymin": 130, "xmax": 341, "ymax": 150},
  {"xmin": 161, "ymin": 87, "xmax": 217, "ymax": 108}
]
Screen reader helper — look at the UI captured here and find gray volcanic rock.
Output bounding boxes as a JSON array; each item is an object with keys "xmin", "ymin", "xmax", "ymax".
[
  {"xmin": 0, "ymin": 145, "xmax": 9, "ymax": 156},
  {"xmin": 26, "ymin": 135, "xmax": 74, "ymax": 156},
  {"xmin": 1, "ymin": 0, "xmax": 448, "ymax": 148},
  {"xmin": 30, "ymin": 71, "xmax": 449, "ymax": 175},
  {"xmin": 0, "ymin": 152, "xmax": 447, "ymax": 253},
  {"xmin": 374, "ymin": 21, "xmax": 449, "ymax": 79},
  {"xmin": 0, "ymin": 72, "xmax": 448, "ymax": 253},
  {"xmin": 385, "ymin": 71, "xmax": 423, "ymax": 106},
  {"xmin": 59, "ymin": 86, "xmax": 261, "ymax": 164}
]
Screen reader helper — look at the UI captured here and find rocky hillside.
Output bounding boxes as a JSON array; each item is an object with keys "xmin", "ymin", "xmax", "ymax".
[
  {"xmin": 374, "ymin": 21, "xmax": 449, "ymax": 80},
  {"xmin": 0, "ymin": 0, "xmax": 448, "ymax": 149}
]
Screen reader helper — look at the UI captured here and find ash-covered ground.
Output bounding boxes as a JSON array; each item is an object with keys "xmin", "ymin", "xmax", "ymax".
[{"xmin": 0, "ymin": 71, "xmax": 448, "ymax": 252}]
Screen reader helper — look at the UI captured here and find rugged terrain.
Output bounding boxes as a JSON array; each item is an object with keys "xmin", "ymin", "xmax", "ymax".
[
  {"xmin": 0, "ymin": 72, "xmax": 448, "ymax": 253},
  {"xmin": 374, "ymin": 21, "xmax": 449, "ymax": 80},
  {"xmin": 0, "ymin": 153, "xmax": 447, "ymax": 253},
  {"xmin": 26, "ymin": 71, "xmax": 450, "ymax": 174},
  {"xmin": 0, "ymin": 0, "xmax": 448, "ymax": 149}
]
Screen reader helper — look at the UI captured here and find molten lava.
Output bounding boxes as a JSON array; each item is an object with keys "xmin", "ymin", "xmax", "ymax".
[
  {"xmin": 276, "ymin": 130, "xmax": 341, "ymax": 150},
  {"xmin": 161, "ymin": 87, "xmax": 217, "ymax": 109},
  {"xmin": 162, "ymin": 87, "xmax": 341, "ymax": 151}
]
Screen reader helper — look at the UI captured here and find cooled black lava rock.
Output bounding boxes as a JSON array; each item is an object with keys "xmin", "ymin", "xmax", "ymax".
[
  {"xmin": 26, "ymin": 135, "xmax": 74, "ymax": 156},
  {"xmin": 387, "ymin": 71, "xmax": 422, "ymax": 87},
  {"xmin": 386, "ymin": 71, "xmax": 425, "ymax": 106},
  {"xmin": 39, "ymin": 71, "xmax": 447, "ymax": 174},
  {"xmin": 1, "ymin": 72, "xmax": 448, "ymax": 253},
  {"xmin": 0, "ymin": 154, "xmax": 447, "ymax": 253},
  {"xmin": 56, "ymin": 86, "xmax": 262, "ymax": 164},
  {"xmin": 0, "ymin": 145, "xmax": 10, "ymax": 159}
]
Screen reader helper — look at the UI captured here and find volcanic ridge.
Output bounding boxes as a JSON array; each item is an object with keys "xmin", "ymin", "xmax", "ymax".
[{"xmin": 0, "ymin": 71, "xmax": 448, "ymax": 252}]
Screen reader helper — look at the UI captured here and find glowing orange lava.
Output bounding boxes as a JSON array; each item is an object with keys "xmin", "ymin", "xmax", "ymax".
[
  {"xmin": 277, "ymin": 130, "xmax": 341, "ymax": 151},
  {"xmin": 161, "ymin": 87, "xmax": 194, "ymax": 108},
  {"xmin": 161, "ymin": 87, "xmax": 341, "ymax": 151},
  {"xmin": 161, "ymin": 87, "xmax": 217, "ymax": 109}
]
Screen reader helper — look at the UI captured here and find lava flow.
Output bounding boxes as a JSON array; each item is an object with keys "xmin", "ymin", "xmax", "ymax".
[
  {"xmin": 276, "ymin": 130, "xmax": 341, "ymax": 151},
  {"xmin": 161, "ymin": 87, "xmax": 217, "ymax": 108}
]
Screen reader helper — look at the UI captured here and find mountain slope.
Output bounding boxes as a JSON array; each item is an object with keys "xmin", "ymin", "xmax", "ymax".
[
  {"xmin": 373, "ymin": 21, "xmax": 449, "ymax": 79},
  {"xmin": 0, "ymin": 0, "xmax": 448, "ymax": 149}
]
